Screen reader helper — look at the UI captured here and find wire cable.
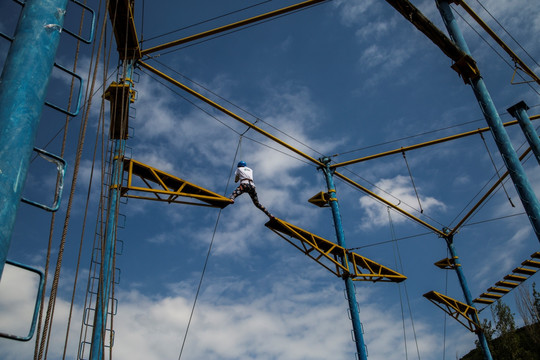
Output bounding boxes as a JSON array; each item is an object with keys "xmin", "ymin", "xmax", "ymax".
[
  {"xmin": 148, "ymin": 1, "xmax": 329, "ymax": 58},
  {"xmin": 452, "ymin": 5, "xmax": 540, "ymax": 96},
  {"xmin": 473, "ymin": 0, "xmax": 540, "ymax": 69},
  {"xmin": 479, "ymin": 131, "xmax": 515, "ymax": 207},
  {"xmin": 139, "ymin": 67, "xmax": 317, "ymax": 168},
  {"xmin": 177, "ymin": 136, "xmax": 243, "ymax": 360},
  {"xmin": 142, "ymin": 0, "xmax": 272, "ymax": 44},
  {"xmin": 149, "ymin": 58, "xmax": 326, "ymax": 158},
  {"xmin": 388, "ymin": 208, "xmax": 421, "ymax": 360}
]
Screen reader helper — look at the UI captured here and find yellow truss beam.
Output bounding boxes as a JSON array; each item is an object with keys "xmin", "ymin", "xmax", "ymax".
[
  {"xmin": 424, "ymin": 291, "xmax": 479, "ymax": 332},
  {"xmin": 121, "ymin": 158, "xmax": 232, "ymax": 208},
  {"xmin": 265, "ymin": 217, "xmax": 406, "ymax": 282}
]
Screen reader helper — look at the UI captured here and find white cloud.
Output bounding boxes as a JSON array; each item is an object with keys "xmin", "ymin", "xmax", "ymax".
[
  {"xmin": 358, "ymin": 175, "xmax": 446, "ymax": 229},
  {"xmin": 333, "ymin": 0, "xmax": 377, "ymax": 27}
]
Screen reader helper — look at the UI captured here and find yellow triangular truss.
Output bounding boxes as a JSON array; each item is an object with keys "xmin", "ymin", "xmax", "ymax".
[
  {"xmin": 423, "ymin": 291, "xmax": 479, "ymax": 332},
  {"xmin": 265, "ymin": 217, "xmax": 406, "ymax": 282},
  {"xmin": 121, "ymin": 158, "xmax": 232, "ymax": 208}
]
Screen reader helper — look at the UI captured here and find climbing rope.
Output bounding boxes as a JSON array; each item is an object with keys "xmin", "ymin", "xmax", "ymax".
[{"xmin": 177, "ymin": 135, "xmax": 243, "ymax": 360}]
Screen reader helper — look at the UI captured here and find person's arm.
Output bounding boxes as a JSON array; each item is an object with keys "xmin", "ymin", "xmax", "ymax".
[{"xmin": 234, "ymin": 169, "xmax": 239, "ymax": 183}]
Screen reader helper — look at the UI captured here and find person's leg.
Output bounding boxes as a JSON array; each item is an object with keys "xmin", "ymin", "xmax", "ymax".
[
  {"xmin": 246, "ymin": 185, "xmax": 273, "ymax": 217},
  {"xmin": 229, "ymin": 184, "xmax": 246, "ymax": 202}
]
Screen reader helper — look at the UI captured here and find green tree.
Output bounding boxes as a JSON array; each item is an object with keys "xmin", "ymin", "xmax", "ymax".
[{"xmin": 491, "ymin": 300, "xmax": 521, "ymax": 359}]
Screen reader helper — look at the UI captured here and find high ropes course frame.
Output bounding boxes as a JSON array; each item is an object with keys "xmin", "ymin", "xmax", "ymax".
[{"xmin": 1, "ymin": 0, "xmax": 540, "ymax": 359}]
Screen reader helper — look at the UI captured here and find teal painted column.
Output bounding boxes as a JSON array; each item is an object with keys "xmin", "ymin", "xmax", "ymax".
[
  {"xmin": 507, "ymin": 101, "xmax": 540, "ymax": 167},
  {"xmin": 444, "ymin": 233, "xmax": 492, "ymax": 360},
  {"xmin": 0, "ymin": 0, "xmax": 68, "ymax": 279},
  {"xmin": 436, "ymin": 0, "xmax": 540, "ymax": 242},
  {"xmin": 320, "ymin": 158, "xmax": 368, "ymax": 360},
  {"xmin": 89, "ymin": 62, "xmax": 133, "ymax": 360}
]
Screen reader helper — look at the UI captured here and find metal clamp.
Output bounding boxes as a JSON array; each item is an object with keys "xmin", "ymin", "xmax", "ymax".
[
  {"xmin": 0, "ymin": 260, "xmax": 44, "ymax": 341},
  {"xmin": 63, "ymin": 0, "xmax": 96, "ymax": 44},
  {"xmin": 44, "ymin": 62, "xmax": 84, "ymax": 117},
  {"xmin": 21, "ymin": 147, "xmax": 66, "ymax": 212}
]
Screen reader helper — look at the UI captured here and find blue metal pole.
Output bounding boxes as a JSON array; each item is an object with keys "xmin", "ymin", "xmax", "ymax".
[
  {"xmin": 89, "ymin": 63, "xmax": 133, "ymax": 360},
  {"xmin": 0, "ymin": 0, "xmax": 68, "ymax": 279},
  {"xmin": 436, "ymin": 0, "xmax": 540, "ymax": 242},
  {"xmin": 320, "ymin": 158, "xmax": 368, "ymax": 360},
  {"xmin": 445, "ymin": 235, "xmax": 492, "ymax": 360},
  {"xmin": 507, "ymin": 101, "xmax": 540, "ymax": 167}
]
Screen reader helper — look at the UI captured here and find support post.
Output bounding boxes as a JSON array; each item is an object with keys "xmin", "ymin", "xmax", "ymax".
[
  {"xmin": 436, "ymin": 0, "xmax": 540, "ymax": 243},
  {"xmin": 507, "ymin": 101, "xmax": 540, "ymax": 167},
  {"xmin": 320, "ymin": 158, "xmax": 368, "ymax": 360},
  {"xmin": 445, "ymin": 234, "xmax": 493, "ymax": 360},
  {"xmin": 89, "ymin": 62, "xmax": 134, "ymax": 360},
  {"xmin": 0, "ymin": 0, "xmax": 69, "ymax": 279}
]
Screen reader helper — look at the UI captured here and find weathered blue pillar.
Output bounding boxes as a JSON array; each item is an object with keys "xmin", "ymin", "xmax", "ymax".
[
  {"xmin": 320, "ymin": 158, "xmax": 368, "ymax": 360},
  {"xmin": 0, "ymin": 0, "xmax": 69, "ymax": 279},
  {"xmin": 436, "ymin": 0, "xmax": 540, "ymax": 243},
  {"xmin": 507, "ymin": 101, "xmax": 540, "ymax": 167}
]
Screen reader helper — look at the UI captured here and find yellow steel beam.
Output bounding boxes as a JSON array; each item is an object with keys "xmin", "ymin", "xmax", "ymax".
[
  {"xmin": 455, "ymin": 0, "xmax": 540, "ymax": 85},
  {"xmin": 424, "ymin": 291, "xmax": 479, "ymax": 332},
  {"xmin": 138, "ymin": 61, "xmax": 324, "ymax": 167},
  {"xmin": 121, "ymin": 158, "xmax": 232, "ymax": 208},
  {"xmin": 141, "ymin": 0, "xmax": 327, "ymax": 56},
  {"xmin": 330, "ymin": 120, "xmax": 523, "ymax": 169},
  {"xmin": 447, "ymin": 146, "xmax": 532, "ymax": 237},
  {"xmin": 265, "ymin": 217, "xmax": 406, "ymax": 282},
  {"xmin": 333, "ymin": 171, "xmax": 445, "ymax": 236}
]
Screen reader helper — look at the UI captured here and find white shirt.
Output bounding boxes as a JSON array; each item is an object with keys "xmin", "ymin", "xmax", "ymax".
[{"xmin": 235, "ymin": 166, "xmax": 254, "ymax": 184}]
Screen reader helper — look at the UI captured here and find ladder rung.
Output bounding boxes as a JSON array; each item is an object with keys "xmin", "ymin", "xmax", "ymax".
[
  {"xmin": 513, "ymin": 267, "xmax": 537, "ymax": 275},
  {"xmin": 522, "ymin": 259, "xmax": 540, "ymax": 268},
  {"xmin": 495, "ymin": 280, "xmax": 519, "ymax": 288},
  {"xmin": 480, "ymin": 292, "xmax": 503, "ymax": 299},
  {"xmin": 504, "ymin": 274, "xmax": 527, "ymax": 282},
  {"xmin": 487, "ymin": 287, "xmax": 510, "ymax": 294},
  {"xmin": 473, "ymin": 298, "xmax": 495, "ymax": 304},
  {"xmin": 531, "ymin": 252, "xmax": 540, "ymax": 259}
]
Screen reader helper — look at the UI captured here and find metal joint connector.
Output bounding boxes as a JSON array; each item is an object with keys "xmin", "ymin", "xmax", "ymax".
[{"xmin": 451, "ymin": 54, "xmax": 481, "ymax": 84}]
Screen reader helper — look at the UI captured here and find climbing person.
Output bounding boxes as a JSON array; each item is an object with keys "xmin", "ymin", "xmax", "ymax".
[{"xmin": 228, "ymin": 161, "xmax": 273, "ymax": 218}]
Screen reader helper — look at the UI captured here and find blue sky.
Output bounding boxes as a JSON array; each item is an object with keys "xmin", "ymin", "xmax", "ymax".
[{"xmin": 1, "ymin": 0, "xmax": 540, "ymax": 359}]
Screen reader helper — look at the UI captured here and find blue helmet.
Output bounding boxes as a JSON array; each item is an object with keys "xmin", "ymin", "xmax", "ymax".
[{"xmin": 237, "ymin": 161, "xmax": 247, "ymax": 167}]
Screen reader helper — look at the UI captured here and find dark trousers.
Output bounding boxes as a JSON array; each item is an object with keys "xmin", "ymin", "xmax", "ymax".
[{"xmin": 230, "ymin": 183, "xmax": 273, "ymax": 217}]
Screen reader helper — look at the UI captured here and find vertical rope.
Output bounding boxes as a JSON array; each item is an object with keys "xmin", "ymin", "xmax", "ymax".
[
  {"xmin": 177, "ymin": 136, "xmax": 243, "ymax": 360},
  {"xmin": 479, "ymin": 132, "xmax": 515, "ymax": 207},
  {"xmin": 388, "ymin": 207, "xmax": 422, "ymax": 359},
  {"xmin": 402, "ymin": 149, "xmax": 423, "ymax": 213},
  {"xmin": 389, "ymin": 207, "xmax": 409, "ymax": 360}
]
